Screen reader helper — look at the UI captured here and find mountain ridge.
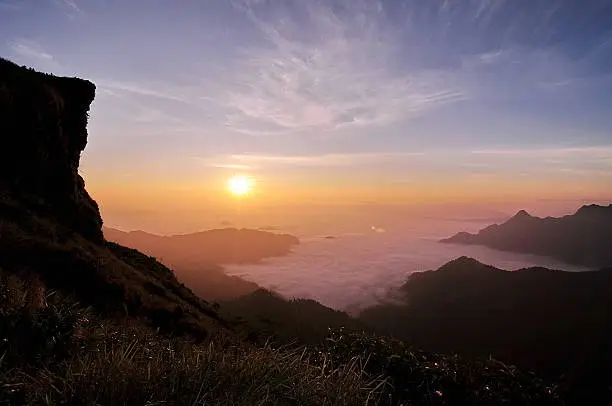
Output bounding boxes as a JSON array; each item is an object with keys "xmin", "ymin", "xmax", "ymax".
[
  {"xmin": 441, "ymin": 204, "xmax": 612, "ymax": 267},
  {"xmin": 359, "ymin": 256, "xmax": 612, "ymax": 402},
  {"xmin": 103, "ymin": 226, "xmax": 299, "ymax": 266}
]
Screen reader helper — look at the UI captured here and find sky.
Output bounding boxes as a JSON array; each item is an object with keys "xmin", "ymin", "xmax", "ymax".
[{"xmin": 1, "ymin": 0, "xmax": 612, "ymax": 232}]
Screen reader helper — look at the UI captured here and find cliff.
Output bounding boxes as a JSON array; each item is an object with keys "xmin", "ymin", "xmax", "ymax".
[
  {"xmin": 0, "ymin": 58, "xmax": 102, "ymax": 240},
  {"xmin": 0, "ymin": 58, "xmax": 220, "ymax": 336},
  {"xmin": 441, "ymin": 205, "xmax": 612, "ymax": 268}
]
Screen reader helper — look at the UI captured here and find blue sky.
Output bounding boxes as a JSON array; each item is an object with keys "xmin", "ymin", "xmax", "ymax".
[{"xmin": 2, "ymin": 0, "xmax": 612, "ymax": 218}]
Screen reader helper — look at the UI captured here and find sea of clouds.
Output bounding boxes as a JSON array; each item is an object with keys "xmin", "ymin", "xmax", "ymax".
[{"xmin": 225, "ymin": 218, "xmax": 590, "ymax": 312}]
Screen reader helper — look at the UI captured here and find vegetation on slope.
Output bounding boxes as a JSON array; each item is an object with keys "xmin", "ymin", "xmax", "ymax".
[
  {"xmin": 1, "ymin": 272, "xmax": 562, "ymax": 406},
  {"xmin": 0, "ymin": 272, "xmax": 374, "ymax": 405},
  {"xmin": 221, "ymin": 288, "xmax": 363, "ymax": 344},
  {"xmin": 359, "ymin": 256, "xmax": 612, "ymax": 404},
  {"xmin": 0, "ymin": 213, "xmax": 222, "ymax": 338},
  {"xmin": 173, "ymin": 262, "xmax": 260, "ymax": 301}
]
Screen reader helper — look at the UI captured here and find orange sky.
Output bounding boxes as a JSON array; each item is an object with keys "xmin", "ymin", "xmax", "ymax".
[{"xmin": 84, "ymin": 166, "xmax": 612, "ymax": 235}]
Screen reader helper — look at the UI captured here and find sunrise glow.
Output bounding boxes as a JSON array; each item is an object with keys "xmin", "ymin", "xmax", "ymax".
[{"xmin": 227, "ymin": 175, "xmax": 254, "ymax": 196}]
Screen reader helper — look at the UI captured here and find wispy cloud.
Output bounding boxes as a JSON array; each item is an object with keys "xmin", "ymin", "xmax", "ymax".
[
  {"xmin": 196, "ymin": 146, "xmax": 612, "ymax": 182},
  {"xmin": 96, "ymin": 79, "xmax": 192, "ymax": 104},
  {"xmin": 53, "ymin": 0, "xmax": 82, "ymax": 19},
  {"xmin": 7, "ymin": 39, "xmax": 64, "ymax": 72},
  {"xmin": 470, "ymin": 146, "xmax": 612, "ymax": 158},
  {"xmin": 62, "ymin": 0, "xmax": 80, "ymax": 13},
  {"xmin": 133, "ymin": 107, "xmax": 184, "ymax": 124},
  {"xmin": 9, "ymin": 39, "xmax": 54, "ymax": 61},
  {"xmin": 0, "ymin": 1, "xmax": 22, "ymax": 11},
  {"xmin": 217, "ymin": 0, "xmax": 466, "ymax": 135},
  {"xmin": 204, "ymin": 163, "xmax": 254, "ymax": 170},
  {"xmin": 467, "ymin": 146, "xmax": 612, "ymax": 177},
  {"xmin": 201, "ymin": 152, "xmax": 426, "ymax": 169},
  {"xmin": 476, "ymin": 49, "xmax": 507, "ymax": 65}
]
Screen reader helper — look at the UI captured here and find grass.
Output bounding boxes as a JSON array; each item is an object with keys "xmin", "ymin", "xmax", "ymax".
[
  {"xmin": 0, "ymin": 272, "xmax": 378, "ymax": 405},
  {"xmin": 0, "ymin": 271, "xmax": 564, "ymax": 405},
  {"xmin": 0, "ymin": 213, "xmax": 222, "ymax": 338},
  {"xmin": 316, "ymin": 330, "xmax": 562, "ymax": 406}
]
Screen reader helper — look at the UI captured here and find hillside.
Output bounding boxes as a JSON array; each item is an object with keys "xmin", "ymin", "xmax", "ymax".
[
  {"xmin": 103, "ymin": 226, "xmax": 299, "ymax": 301},
  {"xmin": 359, "ymin": 257, "xmax": 612, "ymax": 403},
  {"xmin": 221, "ymin": 289, "xmax": 363, "ymax": 344},
  {"xmin": 441, "ymin": 205, "xmax": 612, "ymax": 267},
  {"xmin": 169, "ymin": 261, "xmax": 260, "ymax": 301}
]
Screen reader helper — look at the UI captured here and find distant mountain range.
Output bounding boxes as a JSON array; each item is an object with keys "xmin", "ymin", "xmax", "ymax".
[
  {"xmin": 441, "ymin": 204, "xmax": 612, "ymax": 268},
  {"xmin": 103, "ymin": 227, "xmax": 299, "ymax": 266},
  {"xmin": 103, "ymin": 227, "xmax": 299, "ymax": 301},
  {"xmin": 359, "ymin": 257, "xmax": 612, "ymax": 401}
]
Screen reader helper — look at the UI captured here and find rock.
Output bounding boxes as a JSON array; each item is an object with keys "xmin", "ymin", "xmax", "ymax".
[{"xmin": 0, "ymin": 58, "xmax": 102, "ymax": 240}]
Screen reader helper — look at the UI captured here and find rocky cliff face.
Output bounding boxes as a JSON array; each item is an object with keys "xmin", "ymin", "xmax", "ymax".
[
  {"xmin": 0, "ymin": 59, "xmax": 221, "ymax": 336},
  {"xmin": 0, "ymin": 58, "xmax": 102, "ymax": 240}
]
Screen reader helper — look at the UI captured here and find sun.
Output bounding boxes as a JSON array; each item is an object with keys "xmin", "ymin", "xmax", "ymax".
[{"xmin": 227, "ymin": 175, "xmax": 254, "ymax": 196}]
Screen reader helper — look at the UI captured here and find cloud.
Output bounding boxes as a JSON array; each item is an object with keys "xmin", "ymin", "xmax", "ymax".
[
  {"xmin": 203, "ymin": 163, "xmax": 254, "ymax": 170},
  {"xmin": 202, "ymin": 152, "xmax": 426, "ymax": 169},
  {"xmin": 9, "ymin": 39, "xmax": 54, "ymax": 61},
  {"xmin": 217, "ymin": 0, "xmax": 466, "ymax": 135},
  {"xmin": 0, "ymin": 1, "xmax": 22, "ymax": 11},
  {"xmin": 133, "ymin": 107, "xmax": 184, "ymax": 124},
  {"xmin": 96, "ymin": 79, "xmax": 192, "ymax": 103},
  {"xmin": 53, "ymin": 0, "xmax": 82, "ymax": 19},
  {"xmin": 62, "ymin": 0, "xmax": 80, "ymax": 13},
  {"xmin": 470, "ymin": 146, "xmax": 612, "ymax": 158},
  {"xmin": 200, "ymin": 146, "xmax": 612, "ymax": 176},
  {"xmin": 467, "ymin": 146, "xmax": 612, "ymax": 177}
]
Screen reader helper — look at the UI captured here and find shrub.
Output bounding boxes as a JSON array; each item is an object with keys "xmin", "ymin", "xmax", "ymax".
[{"xmin": 315, "ymin": 329, "xmax": 562, "ymax": 406}]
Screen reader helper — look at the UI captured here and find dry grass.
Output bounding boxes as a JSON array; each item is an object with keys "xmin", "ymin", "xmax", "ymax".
[
  {"xmin": 0, "ymin": 271, "xmax": 564, "ymax": 405},
  {"xmin": 0, "ymin": 273, "xmax": 380, "ymax": 405}
]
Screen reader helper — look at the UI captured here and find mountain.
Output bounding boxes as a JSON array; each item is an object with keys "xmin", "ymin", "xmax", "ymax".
[
  {"xmin": 441, "ymin": 205, "xmax": 612, "ymax": 267},
  {"xmin": 170, "ymin": 262, "xmax": 260, "ymax": 301},
  {"xmin": 103, "ymin": 226, "xmax": 299, "ymax": 301},
  {"xmin": 221, "ymin": 289, "xmax": 362, "ymax": 344},
  {"xmin": 0, "ymin": 57, "xmax": 221, "ymax": 337},
  {"xmin": 103, "ymin": 226, "xmax": 299, "ymax": 266},
  {"xmin": 359, "ymin": 257, "xmax": 612, "ymax": 402}
]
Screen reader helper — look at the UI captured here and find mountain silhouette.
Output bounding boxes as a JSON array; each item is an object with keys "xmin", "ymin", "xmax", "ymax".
[
  {"xmin": 103, "ymin": 226, "xmax": 299, "ymax": 266},
  {"xmin": 221, "ymin": 288, "xmax": 361, "ymax": 344},
  {"xmin": 103, "ymin": 227, "xmax": 299, "ymax": 301},
  {"xmin": 441, "ymin": 205, "xmax": 612, "ymax": 267},
  {"xmin": 359, "ymin": 256, "xmax": 612, "ymax": 402}
]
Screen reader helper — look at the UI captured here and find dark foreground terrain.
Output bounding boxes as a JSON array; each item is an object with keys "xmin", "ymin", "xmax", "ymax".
[{"xmin": 360, "ymin": 257, "xmax": 612, "ymax": 404}]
